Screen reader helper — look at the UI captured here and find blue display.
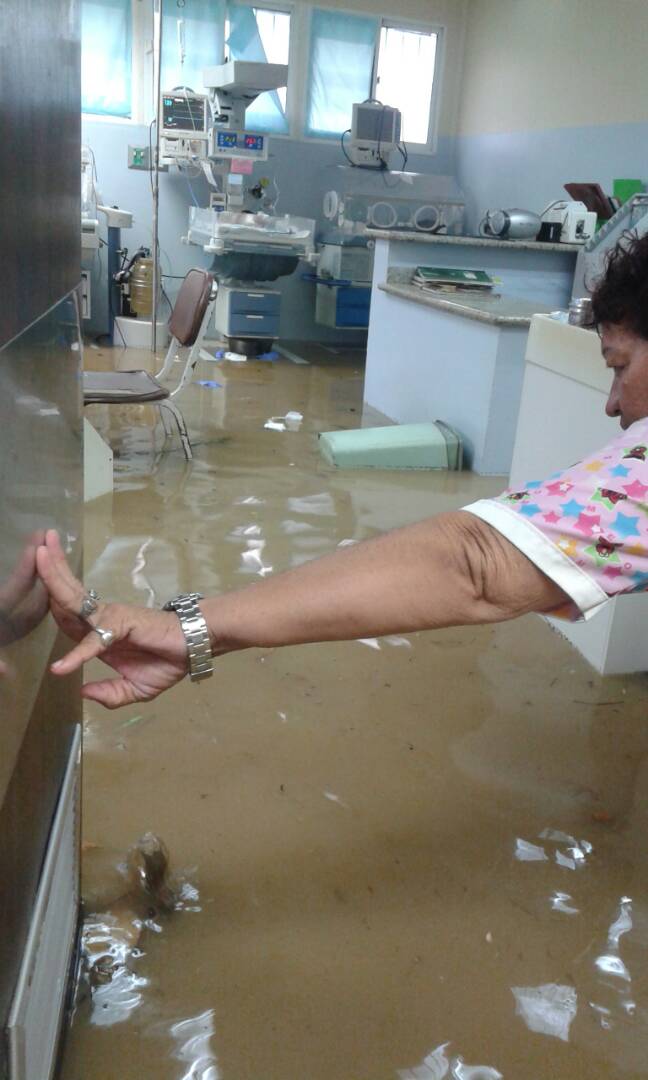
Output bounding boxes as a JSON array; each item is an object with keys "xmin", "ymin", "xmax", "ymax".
[
  {"xmin": 243, "ymin": 134, "xmax": 264, "ymax": 151},
  {"xmin": 217, "ymin": 131, "xmax": 238, "ymax": 148}
]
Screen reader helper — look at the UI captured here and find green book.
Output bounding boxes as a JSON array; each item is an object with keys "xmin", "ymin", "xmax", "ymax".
[{"xmin": 413, "ymin": 265, "xmax": 494, "ymax": 288}]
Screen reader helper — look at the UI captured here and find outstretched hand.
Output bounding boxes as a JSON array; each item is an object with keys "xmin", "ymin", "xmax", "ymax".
[{"xmin": 36, "ymin": 530, "xmax": 191, "ymax": 709}]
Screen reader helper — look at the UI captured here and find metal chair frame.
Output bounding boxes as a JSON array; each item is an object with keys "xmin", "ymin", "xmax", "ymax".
[
  {"xmin": 153, "ymin": 281, "xmax": 218, "ymax": 459},
  {"xmin": 84, "ymin": 275, "xmax": 217, "ymax": 462}
]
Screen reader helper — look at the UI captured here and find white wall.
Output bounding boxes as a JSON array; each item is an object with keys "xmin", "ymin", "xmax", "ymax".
[
  {"xmin": 458, "ymin": 0, "xmax": 648, "ymax": 136},
  {"xmin": 454, "ymin": 0, "xmax": 648, "ymax": 232}
]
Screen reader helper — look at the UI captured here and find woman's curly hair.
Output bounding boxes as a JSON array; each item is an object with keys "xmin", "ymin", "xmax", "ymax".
[{"xmin": 591, "ymin": 231, "xmax": 648, "ymax": 338}]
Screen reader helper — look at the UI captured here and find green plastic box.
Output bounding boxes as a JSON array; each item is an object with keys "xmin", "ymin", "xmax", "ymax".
[
  {"xmin": 613, "ymin": 178, "xmax": 645, "ymax": 205},
  {"xmin": 318, "ymin": 420, "xmax": 463, "ymax": 470}
]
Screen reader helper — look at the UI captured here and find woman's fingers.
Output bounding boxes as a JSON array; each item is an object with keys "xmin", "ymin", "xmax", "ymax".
[
  {"xmin": 51, "ymin": 626, "xmax": 117, "ymax": 675},
  {"xmin": 36, "ymin": 531, "xmax": 87, "ymax": 614},
  {"xmin": 81, "ymin": 677, "xmax": 142, "ymax": 709},
  {"xmin": 37, "ymin": 531, "xmax": 116, "ymax": 643}
]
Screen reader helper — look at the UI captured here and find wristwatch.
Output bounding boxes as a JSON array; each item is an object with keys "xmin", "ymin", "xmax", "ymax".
[{"xmin": 162, "ymin": 592, "xmax": 213, "ymax": 683}]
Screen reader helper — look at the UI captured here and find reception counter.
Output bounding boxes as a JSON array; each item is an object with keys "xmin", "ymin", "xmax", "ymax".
[{"xmin": 364, "ymin": 232, "xmax": 579, "ymax": 475}]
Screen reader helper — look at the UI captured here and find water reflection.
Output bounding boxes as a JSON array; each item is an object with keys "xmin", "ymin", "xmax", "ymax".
[
  {"xmin": 0, "ymin": 531, "xmax": 50, "ymax": 689},
  {"xmin": 0, "ymin": 530, "xmax": 48, "ymax": 653},
  {"xmin": 398, "ymin": 1043, "xmax": 503, "ymax": 1080},
  {"xmin": 512, "ymin": 983, "xmax": 578, "ymax": 1042},
  {"xmin": 61, "ymin": 347, "xmax": 648, "ymax": 1080},
  {"xmin": 170, "ymin": 1009, "xmax": 221, "ymax": 1080},
  {"xmin": 77, "ymin": 834, "xmax": 201, "ymax": 1030}
]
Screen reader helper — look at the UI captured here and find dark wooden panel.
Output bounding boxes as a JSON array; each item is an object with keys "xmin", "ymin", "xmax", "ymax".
[{"xmin": 0, "ymin": 0, "xmax": 80, "ymax": 347}]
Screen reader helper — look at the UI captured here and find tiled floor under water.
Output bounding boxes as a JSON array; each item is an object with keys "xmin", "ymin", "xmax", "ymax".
[{"xmin": 61, "ymin": 342, "xmax": 648, "ymax": 1079}]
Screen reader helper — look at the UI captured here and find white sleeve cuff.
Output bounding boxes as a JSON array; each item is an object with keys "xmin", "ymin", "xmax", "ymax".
[{"xmin": 462, "ymin": 499, "xmax": 610, "ymax": 620}]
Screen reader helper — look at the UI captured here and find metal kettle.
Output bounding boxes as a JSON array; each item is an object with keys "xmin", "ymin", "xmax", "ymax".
[{"xmin": 479, "ymin": 208, "xmax": 541, "ymax": 240}]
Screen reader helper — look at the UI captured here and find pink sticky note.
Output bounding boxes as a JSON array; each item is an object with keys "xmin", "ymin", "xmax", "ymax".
[{"xmin": 231, "ymin": 157, "xmax": 254, "ymax": 175}]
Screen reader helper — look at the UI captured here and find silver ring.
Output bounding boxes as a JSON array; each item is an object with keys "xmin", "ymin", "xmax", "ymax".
[
  {"xmin": 91, "ymin": 626, "xmax": 115, "ymax": 648},
  {"xmin": 80, "ymin": 588, "xmax": 100, "ymax": 620}
]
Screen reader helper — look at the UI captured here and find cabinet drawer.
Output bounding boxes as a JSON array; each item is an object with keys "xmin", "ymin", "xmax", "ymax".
[
  {"xmin": 229, "ymin": 290, "xmax": 281, "ymax": 315},
  {"xmin": 228, "ymin": 312, "xmax": 280, "ymax": 337},
  {"xmin": 335, "ymin": 306, "xmax": 370, "ymax": 328},
  {"xmin": 336, "ymin": 286, "xmax": 371, "ymax": 311}
]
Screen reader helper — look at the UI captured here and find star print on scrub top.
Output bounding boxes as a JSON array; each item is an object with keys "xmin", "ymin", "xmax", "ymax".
[
  {"xmin": 623, "ymin": 445, "xmax": 648, "ymax": 461},
  {"xmin": 623, "ymin": 478, "xmax": 648, "ymax": 499},
  {"xmin": 611, "ymin": 512, "xmax": 642, "ymax": 538},
  {"xmin": 574, "ymin": 512, "xmax": 601, "ymax": 536},
  {"xmin": 545, "ymin": 480, "xmax": 574, "ymax": 496},
  {"xmin": 584, "ymin": 538, "xmax": 621, "ymax": 567},
  {"xmin": 462, "ymin": 417, "xmax": 648, "ymax": 619},
  {"xmin": 592, "ymin": 488, "xmax": 628, "ymax": 511},
  {"xmin": 561, "ymin": 498, "xmax": 585, "ymax": 518}
]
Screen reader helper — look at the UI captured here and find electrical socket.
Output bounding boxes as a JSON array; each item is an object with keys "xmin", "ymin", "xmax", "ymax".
[{"xmin": 128, "ymin": 145, "xmax": 151, "ymax": 170}]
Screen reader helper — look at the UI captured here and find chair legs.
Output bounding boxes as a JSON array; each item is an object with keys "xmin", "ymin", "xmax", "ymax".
[
  {"xmin": 159, "ymin": 400, "xmax": 193, "ymax": 461},
  {"xmin": 158, "ymin": 404, "xmax": 172, "ymax": 438}
]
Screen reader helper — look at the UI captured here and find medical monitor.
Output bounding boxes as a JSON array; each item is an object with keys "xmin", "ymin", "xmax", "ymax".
[
  {"xmin": 351, "ymin": 103, "xmax": 401, "ymax": 149},
  {"xmin": 161, "ymin": 91, "xmax": 209, "ymax": 139}
]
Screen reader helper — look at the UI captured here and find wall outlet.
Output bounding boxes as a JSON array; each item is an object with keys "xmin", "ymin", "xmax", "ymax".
[{"xmin": 128, "ymin": 144, "xmax": 151, "ymax": 170}]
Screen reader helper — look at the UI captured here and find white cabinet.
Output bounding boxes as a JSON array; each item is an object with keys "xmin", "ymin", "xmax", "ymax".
[{"xmin": 510, "ymin": 315, "xmax": 648, "ymax": 674}]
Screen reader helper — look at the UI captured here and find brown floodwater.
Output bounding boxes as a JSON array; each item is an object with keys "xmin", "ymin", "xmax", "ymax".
[{"xmin": 60, "ymin": 342, "xmax": 648, "ymax": 1080}]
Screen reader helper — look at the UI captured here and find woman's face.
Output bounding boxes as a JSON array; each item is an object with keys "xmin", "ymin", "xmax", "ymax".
[{"xmin": 602, "ymin": 322, "xmax": 648, "ymax": 429}]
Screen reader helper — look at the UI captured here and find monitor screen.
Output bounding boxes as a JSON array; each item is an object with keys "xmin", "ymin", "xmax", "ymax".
[
  {"xmin": 354, "ymin": 105, "xmax": 399, "ymax": 145},
  {"xmin": 162, "ymin": 94, "xmax": 207, "ymax": 133}
]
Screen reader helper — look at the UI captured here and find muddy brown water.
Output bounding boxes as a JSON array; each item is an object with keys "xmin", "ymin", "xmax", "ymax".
[{"xmin": 60, "ymin": 344, "xmax": 648, "ymax": 1079}]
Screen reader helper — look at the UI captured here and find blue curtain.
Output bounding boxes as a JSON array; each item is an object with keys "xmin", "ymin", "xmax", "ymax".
[
  {"xmin": 162, "ymin": 0, "xmax": 226, "ymax": 96},
  {"xmin": 306, "ymin": 9, "xmax": 378, "ymax": 138},
  {"xmin": 226, "ymin": 4, "xmax": 288, "ymax": 134},
  {"xmin": 81, "ymin": 0, "xmax": 132, "ymax": 117}
]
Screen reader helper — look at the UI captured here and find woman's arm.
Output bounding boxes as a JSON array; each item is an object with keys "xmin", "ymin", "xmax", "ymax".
[
  {"xmin": 204, "ymin": 510, "xmax": 566, "ymax": 654},
  {"xmin": 36, "ymin": 514, "xmax": 567, "ymax": 709}
]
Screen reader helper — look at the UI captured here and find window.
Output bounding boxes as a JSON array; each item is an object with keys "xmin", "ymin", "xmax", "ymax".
[
  {"xmin": 162, "ymin": 0, "xmax": 226, "ymax": 98},
  {"xmin": 305, "ymin": 8, "xmax": 378, "ymax": 139},
  {"xmin": 253, "ymin": 8, "xmax": 290, "ymax": 114},
  {"xmin": 375, "ymin": 24, "xmax": 439, "ymax": 146},
  {"xmin": 226, "ymin": 4, "xmax": 291, "ymax": 133},
  {"xmin": 81, "ymin": 0, "xmax": 132, "ymax": 117}
]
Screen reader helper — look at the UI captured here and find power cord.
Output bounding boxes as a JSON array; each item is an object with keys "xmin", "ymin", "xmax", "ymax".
[
  {"xmin": 109, "ymin": 286, "xmax": 127, "ymax": 348},
  {"xmin": 148, "ymin": 118, "xmax": 156, "ymax": 197},
  {"xmin": 340, "ymin": 129, "xmax": 353, "ymax": 165}
]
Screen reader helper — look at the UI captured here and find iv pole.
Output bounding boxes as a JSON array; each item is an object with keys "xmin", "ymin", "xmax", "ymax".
[{"xmin": 151, "ymin": 0, "xmax": 163, "ymax": 354}]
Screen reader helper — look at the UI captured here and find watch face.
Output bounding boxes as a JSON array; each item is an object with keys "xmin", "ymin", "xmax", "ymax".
[{"xmin": 163, "ymin": 593, "xmax": 203, "ymax": 610}]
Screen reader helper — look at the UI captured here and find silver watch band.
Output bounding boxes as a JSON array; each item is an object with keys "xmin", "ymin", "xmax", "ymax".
[{"xmin": 162, "ymin": 592, "xmax": 213, "ymax": 683}]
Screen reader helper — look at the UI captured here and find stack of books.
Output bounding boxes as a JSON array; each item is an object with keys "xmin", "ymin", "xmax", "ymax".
[{"xmin": 412, "ymin": 265, "xmax": 496, "ymax": 294}]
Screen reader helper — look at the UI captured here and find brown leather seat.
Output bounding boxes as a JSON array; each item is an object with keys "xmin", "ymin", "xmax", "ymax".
[{"xmin": 83, "ymin": 369, "xmax": 169, "ymax": 404}]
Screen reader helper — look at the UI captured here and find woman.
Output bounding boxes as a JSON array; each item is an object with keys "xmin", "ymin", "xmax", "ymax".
[{"xmin": 37, "ymin": 233, "xmax": 648, "ymax": 708}]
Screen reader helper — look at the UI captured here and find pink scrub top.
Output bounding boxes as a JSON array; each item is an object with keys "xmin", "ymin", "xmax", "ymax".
[{"xmin": 464, "ymin": 419, "xmax": 648, "ymax": 620}]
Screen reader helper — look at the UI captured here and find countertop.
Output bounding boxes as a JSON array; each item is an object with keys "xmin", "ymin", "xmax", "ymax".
[
  {"xmin": 378, "ymin": 282, "xmax": 555, "ymax": 327},
  {"xmin": 366, "ymin": 229, "xmax": 581, "ymax": 254}
]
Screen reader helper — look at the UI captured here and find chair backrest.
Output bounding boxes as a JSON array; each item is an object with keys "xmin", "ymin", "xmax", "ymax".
[{"xmin": 169, "ymin": 269, "xmax": 215, "ymax": 346}]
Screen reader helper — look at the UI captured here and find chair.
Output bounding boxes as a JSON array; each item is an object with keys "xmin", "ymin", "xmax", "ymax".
[{"xmin": 83, "ymin": 268, "xmax": 217, "ymax": 461}]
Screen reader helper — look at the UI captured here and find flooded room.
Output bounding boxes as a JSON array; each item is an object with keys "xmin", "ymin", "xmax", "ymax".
[{"xmin": 3, "ymin": 2, "xmax": 648, "ymax": 1079}]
